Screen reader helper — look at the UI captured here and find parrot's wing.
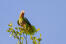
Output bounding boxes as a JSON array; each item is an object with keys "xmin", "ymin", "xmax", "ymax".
[{"xmin": 24, "ymin": 17, "xmax": 31, "ymax": 25}]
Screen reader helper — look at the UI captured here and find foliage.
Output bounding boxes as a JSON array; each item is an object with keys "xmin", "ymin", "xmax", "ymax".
[{"xmin": 7, "ymin": 10, "xmax": 42, "ymax": 44}]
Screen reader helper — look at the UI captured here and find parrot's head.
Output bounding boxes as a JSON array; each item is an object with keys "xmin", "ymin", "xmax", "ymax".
[{"xmin": 19, "ymin": 10, "xmax": 24, "ymax": 18}]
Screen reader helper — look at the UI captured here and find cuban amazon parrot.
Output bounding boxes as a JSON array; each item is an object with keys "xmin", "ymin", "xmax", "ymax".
[{"xmin": 17, "ymin": 10, "xmax": 36, "ymax": 34}]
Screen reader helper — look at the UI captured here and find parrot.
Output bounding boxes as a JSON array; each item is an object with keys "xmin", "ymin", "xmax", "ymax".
[
  {"xmin": 17, "ymin": 10, "xmax": 36, "ymax": 35},
  {"xmin": 17, "ymin": 10, "xmax": 31, "ymax": 28}
]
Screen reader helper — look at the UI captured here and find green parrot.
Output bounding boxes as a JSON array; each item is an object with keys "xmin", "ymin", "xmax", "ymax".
[
  {"xmin": 17, "ymin": 10, "xmax": 31, "ymax": 27},
  {"xmin": 17, "ymin": 10, "xmax": 36, "ymax": 35}
]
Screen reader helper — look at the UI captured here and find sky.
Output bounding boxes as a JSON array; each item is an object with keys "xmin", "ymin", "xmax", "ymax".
[{"xmin": 0, "ymin": 0, "xmax": 66, "ymax": 44}]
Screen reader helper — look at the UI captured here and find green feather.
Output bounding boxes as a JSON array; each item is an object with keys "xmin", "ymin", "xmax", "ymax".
[{"xmin": 23, "ymin": 17, "xmax": 31, "ymax": 26}]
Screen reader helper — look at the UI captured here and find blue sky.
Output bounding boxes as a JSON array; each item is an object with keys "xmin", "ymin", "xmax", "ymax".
[{"xmin": 0, "ymin": 0, "xmax": 66, "ymax": 44}]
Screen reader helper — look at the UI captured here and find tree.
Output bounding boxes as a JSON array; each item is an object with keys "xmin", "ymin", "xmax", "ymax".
[{"xmin": 7, "ymin": 10, "xmax": 42, "ymax": 44}]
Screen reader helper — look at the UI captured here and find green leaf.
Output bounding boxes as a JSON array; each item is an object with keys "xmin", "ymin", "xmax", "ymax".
[
  {"xmin": 30, "ymin": 35, "xmax": 32, "ymax": 39},
  {"xmin": 32, "ymin": 26, "xmax": 36, "ymax": 30},
  {"xmin": 40, "ymin": 33, "xmax": 41, "ymax": 38},
  {"xmin": 14, "ymin": 36, "xmax": 16, "ymax": 39},
  {"xmin": 17, "ymin": 37, "xmax": 19, "ymax": 39},
  {"xmin": 12, "ymin": 29, "xmax": 15, "ymax": 33},
  {"xmin": 7, "ymin": 30, "xmax": 10, "ymax": 32},
  {"xmin": 9, "ymin": 34, "xmax": 12, "ymax": 37},
  {"xmin": 8, "ymin": 24, "xmax": 12, "ymax": 27},
  {"xmin": 15, "ymin": 27, "xmax": 18, "ymax": 30},
  {"xmin": 17, "ymin": 33, "xmax": 19, "ymax": 36},
  {"xmin": 36, "ymin": 28, "xmax": 40, "ymax": 32},
  {"xmin": 37, "ymin": 38, "xmax": 42, "ymax": 41},
  {"xmin": 21, "ymin": 37, "xmax": 24, "ymax": 40}
]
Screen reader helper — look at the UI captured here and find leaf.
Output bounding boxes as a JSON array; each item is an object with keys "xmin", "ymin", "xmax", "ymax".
[
  {"xmin": 11, "ymin": 27, "xmax": 13, "ymax": 30},
  {"xmin": 7, "ymin": 30, "xmax": 10, "ymax": 32},
  {"xmin": 30, "ymin": 35, "xmax": 32, "ymax": 39},
  {"xmin": 37, "ymin": 38, "xmax": 42, "ymax": 41},
  {"xmin": 14, "ymin": 36, "xmax": 16, "ymax": 39},
  {"xmin": 36, "ymin": 28, "xmax": 40, "ymax": 32},
  {"xmin": 8, "ymin": 24, "xmax": 12, "ymax": 27},
  {"xmin": 17, "ymin": 37, "xmax": 19, "ymax": 39},
  {"xmin": 28, "ymin": 25, "xmax": 36, "ymax": 35},
  {"xmin": 9, "ymin": 28, "xmax": 12, "ymax": 32},
  {"xmin": 40, "ymin": 33, "xmax": 41, "ymax": 38},
  {"xmin": 9, "ymin": 34, "xmax": 12, "ymax": 37},
  {"xmin": 8, "ymin": 27, "xmax": 13, "ymax": 32},
  {"xmin": 21, "ymin": 37, "xmax": 24, "ymax": 40},
  {"xmin": 17, "ymin": 33, "xmax": 19, "ymax": 36},
  {"xmin": 32, "ymin": 26, "xmax": 36, "ymax": 30},
  {"xmin": 15, "ymin": 27, "xmax": 18, "ymax": 30},
  {"xmin": 19, "ymin": 31, "xmax": 23, "ymax": 34},
  {"xmin": 12, "ymin": 29, "xmax": 15, "ymax": 33},
  {"xmin": 18, "ymin": 27, "xmax": 22, "ymax": 30},
  {"xmin": 33, "ymin": 37, "xmax": 37, "ymax": 40}
]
